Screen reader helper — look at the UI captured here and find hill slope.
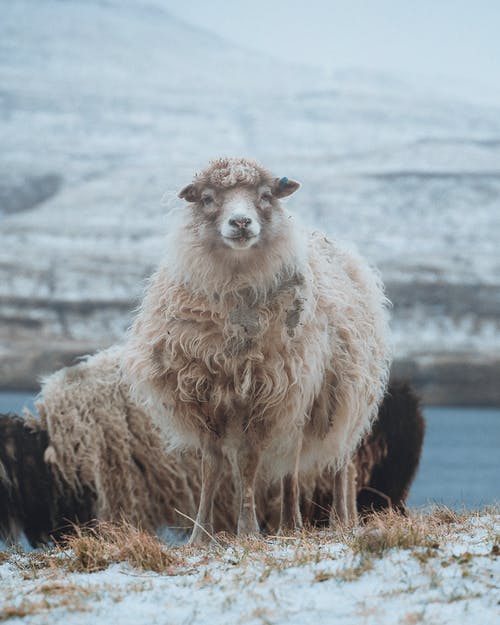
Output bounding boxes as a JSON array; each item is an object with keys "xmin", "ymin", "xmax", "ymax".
[{"xmin": 1, "ymin": 1, "xmax": 500, "ymax": 401}]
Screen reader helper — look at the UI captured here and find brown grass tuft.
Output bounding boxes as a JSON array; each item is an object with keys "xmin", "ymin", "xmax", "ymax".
[
  {"xmin": 349, "ymin": 509, "xmax": 440, "ymax": 554},
  {"xmin": 426, "ymin": 506, "xmax": 466, "ymax": 525},
  {"xmin": 58, "ymin": 522, "xmax": 185, "ymax": 574}
]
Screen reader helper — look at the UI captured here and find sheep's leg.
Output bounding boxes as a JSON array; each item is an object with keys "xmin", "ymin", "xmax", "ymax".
[
  {"xmin": 331, "ymin": 460, "xmax": 358, "ymax": 527},
  {"xmin": 298, "ymin": 478, "xmax": 316, "ymax": 526},
  {"xmin": 228, "ymin": 452, "xmax": 243, "ymax": 527},
  {"xmin": 235, "ymin": 444, "xmax": 261, "ymax": 537},
  {"xmin": 346, "ymin": 460, "xmax": 358, "ymax": 525},
  {"xmin": 280, "ymin": 474, "xmax": 303, "ymax": 531},
  {"xmin": 279, "ymin": 436, "xmax": 303, "ymax": 532},
  {"xmin": 331, "ymin": 463, "xmax": 348, "ymax": 526},
  {"xmin": 188, "ymin": 439, "xmax": 223, "ymax": 546}
]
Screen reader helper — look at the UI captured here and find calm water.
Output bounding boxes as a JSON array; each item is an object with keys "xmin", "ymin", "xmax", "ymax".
[
  {"xmin": 407, "ymin": 406, "xmax": 499, "ymax": 509},
  {"xmin": 1, "ymin": 393, "xmax": 499, "ymax": 509}
]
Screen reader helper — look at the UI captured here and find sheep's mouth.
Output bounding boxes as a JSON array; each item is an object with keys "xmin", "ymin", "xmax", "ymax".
[
  {"xmin": 223, "ymin": 233, "xmax": 258, "ymax": 249},
  {"xmin": 226, "ymin": 233, "xmax": 256, "ymax": 241}
]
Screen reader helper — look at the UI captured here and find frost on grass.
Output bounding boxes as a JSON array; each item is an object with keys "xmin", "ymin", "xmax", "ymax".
[{"xmin": 0, "ymin": 507, "xmax": 498, "ymax": 625}]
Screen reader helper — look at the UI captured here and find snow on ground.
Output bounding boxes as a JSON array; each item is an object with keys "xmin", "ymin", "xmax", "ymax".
[{"xmin": 1, "ymin": 511, "xmax": 498, "ymax": 625}]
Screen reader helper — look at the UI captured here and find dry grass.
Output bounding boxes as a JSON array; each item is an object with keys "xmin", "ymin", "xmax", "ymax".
[
  {"xmin": 58, "ymin": 521, "xmax": 186, "ymax": 573},
  {"xmin": 3, "ymin": 521, "xmax": 188, "ymax": 577},
  {"xmin": 1, "ymin": 506, "xmax": 497, "ymax": 582},
  {"xmin": 0, "ymin": 582, "xmax": 95, "ymax": 621},
  {"xmin": 0, "ymin": 508, "xmax": 497, "ymax": 623},
  {"xmin": 347, "ymin": 508, "xmax": 467, "ymax": 555},
  {"xmin": 56, "ymin": 507, "xmax": 499, "ymax": 577}
]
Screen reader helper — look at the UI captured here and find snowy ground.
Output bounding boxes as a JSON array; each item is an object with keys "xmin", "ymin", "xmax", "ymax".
[{"xmin": 0, "ymin": 510, "xmax": 498, "ymax": 624}]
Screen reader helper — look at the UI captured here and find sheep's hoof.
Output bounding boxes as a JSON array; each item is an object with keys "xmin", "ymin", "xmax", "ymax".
[
  {"xmin": 277, "ymin": 518, "xmax": 303, "ymax": 535},
  {"xmin": 279, "ymin": 508, "xmax": 303, "ymax": 533},
  {"xmin": 237, "ymin": 528, "xmax": 260, "ymax": 538},
  {"xmin": 329, "ymin": 512, "xmax": 358, "ymax": 531},
  {"xmin": 237, "ymin": 517, "xmax": 261, "ymax": 538}
]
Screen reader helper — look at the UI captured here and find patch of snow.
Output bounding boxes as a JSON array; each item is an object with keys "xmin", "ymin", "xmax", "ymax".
[{"xmin": 0, "ymin": 514, "xmax": 498, "ymax": 625}]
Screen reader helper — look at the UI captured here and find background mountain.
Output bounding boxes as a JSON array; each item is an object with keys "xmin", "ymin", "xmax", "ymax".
[{"xmin": 1, "ymin": 0, "xmax": 500, "ymax": 403}]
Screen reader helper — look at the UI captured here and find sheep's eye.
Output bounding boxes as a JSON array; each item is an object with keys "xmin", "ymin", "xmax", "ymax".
[
  {"xmin": 261, "ymin": 193, "xmax": 272, "ymax": 203},
  {"xmin": 202, "ymin": 196, "xmax": 213, "ymax": 206}
]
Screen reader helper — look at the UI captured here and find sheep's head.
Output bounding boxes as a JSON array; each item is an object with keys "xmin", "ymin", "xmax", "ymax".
[{"xmin": 178, "ymin": 158, "xmax": 300, "ymax": 252}]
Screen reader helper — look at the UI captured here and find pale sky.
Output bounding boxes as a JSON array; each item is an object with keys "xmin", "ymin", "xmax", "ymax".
[{"xmin": 163, "ymin": 0, "xmax": 500, "ymax": 103}]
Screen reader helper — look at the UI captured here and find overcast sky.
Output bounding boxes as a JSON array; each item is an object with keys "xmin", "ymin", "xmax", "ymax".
[{"xmin": 163, "ymin": 0, "xmax": 500, "ymax": 103}]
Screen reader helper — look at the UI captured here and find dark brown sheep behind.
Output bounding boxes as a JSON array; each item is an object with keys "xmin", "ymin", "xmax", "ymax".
[
  {"xmin": 0, "ymin": 415, "xmax": 96, "ymax": 546},
  {"xmin": 356, "ymin": 380, "xmax": 426, "ymax": 514}
]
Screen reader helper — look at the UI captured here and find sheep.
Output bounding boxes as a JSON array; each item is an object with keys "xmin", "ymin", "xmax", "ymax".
[
  {"xmin": 122, "ymin": 157, "xmax": 391, "ymax": 544},
  {"xmin": 0, "ymin": 347, "xmax": 200, "ymax": 546},
  {"xmin": 355, "ymin": 379, "xmax": 426, "ymax": 515},
  {"xmin": 0, "ymin": 413, "xmax": 92, "ymax": 547},
  {"xmin": 0, "ymin": 346, "xmax": 423, "ymax": 546}
]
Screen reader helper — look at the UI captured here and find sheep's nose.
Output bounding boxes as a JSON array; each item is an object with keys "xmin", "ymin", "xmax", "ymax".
[{"xmin": 229, "ymin": 216, "xmax": 252, "ymax": 229}]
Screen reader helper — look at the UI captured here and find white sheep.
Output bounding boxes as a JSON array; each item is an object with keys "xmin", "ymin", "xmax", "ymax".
[{"xmin": 122, "ymin": 157, "xmax": 391, "ymax": 544}]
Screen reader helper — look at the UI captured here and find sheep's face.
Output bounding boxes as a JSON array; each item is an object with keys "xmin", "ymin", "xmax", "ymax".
[{"xmin": 178, "ymin": 177, "xmax": 300, "ymax": 254}]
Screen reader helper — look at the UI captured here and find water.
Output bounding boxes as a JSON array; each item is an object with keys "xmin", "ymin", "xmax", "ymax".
[
  {"xmin": 407, "ymin": 406, "xmax": 499, "ymax": 509},
  {"xmin": 0, "ymin": 391, "xmax": 36, "ymax": 415},
  {"xmin": 1, "ymin": 393, "xmax": 498, "ymax": 509}
]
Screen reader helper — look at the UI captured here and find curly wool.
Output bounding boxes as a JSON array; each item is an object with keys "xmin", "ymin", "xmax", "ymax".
[
  {"xmin": 193, "ymin": 157, "xmax": 273, "ymax": 189},
  {"xmin": 123, "ymin": 158, "xmax": 392, "ymax": 483},
  {"xmin": 3, "ymin": 350, "xmax": 420, "ymax": 543},
  {"xmin": 34, "ymin": 348, "xmax": 199, "ymax": 532},
  {"xmin": 29, "ymin": 346, "xmax": 264, "ymax": 534}
]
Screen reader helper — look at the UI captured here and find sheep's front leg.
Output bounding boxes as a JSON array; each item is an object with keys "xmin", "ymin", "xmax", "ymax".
[
  {"xmin": 346, "ymin": 460, "xmax": 358, "ymax": 523},
  {"xmin": 331, "ymin": 463, "xmax": 348, "ymax": 525},
  {"xmin": 330, "ymin": 460, "xmax": 357, "ymax": 527},
  {"xmin": 189, "ymin": 438, "xmax": 223, "ymax": 546},
  {"xmin": 279, "ymin": 436, "xmax": 303, "ymax": 532},
  {"xmin": 235, "ymin": 444, "xmax": 261, "ymax": 537},
  {"xmin": 280, "ymin": 474, "xmax": 303, "ymax": 531}
]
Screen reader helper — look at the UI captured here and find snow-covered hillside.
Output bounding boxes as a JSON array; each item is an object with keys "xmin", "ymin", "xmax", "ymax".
[{"xmin": 1, "ymin": 0, "xmax": 500, "ymax": 402}]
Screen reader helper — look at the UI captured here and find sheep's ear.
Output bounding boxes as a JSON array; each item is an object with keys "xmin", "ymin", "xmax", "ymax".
[
  {"xmin": 271, "ymin": 177, "xmax": 301, "ymax": 199},
  {"xmin": 178, "ymin": 183, "xmax": 200, "ymax": 203}
]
